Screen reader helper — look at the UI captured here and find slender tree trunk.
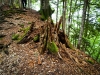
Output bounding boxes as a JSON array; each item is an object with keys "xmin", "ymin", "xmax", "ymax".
[
  {"xmin": 28, "ymin": 0, "xmax": 31, "ymax": 8},
  {"xmin": 83, "ymin": 0, "xmax": 90, "ymax": 51},
  {"xmin": 56, "ymin": 0, "xmax": 59, "ymax": 24},
  {"xmin": 68, "ymin": 0, "xmax": 72, "ymax": 36},
  {"xmin": 62, "ymin": 0, "xmax": 67, "ymax": 34},
  {"xmin": 19, "ymin": 0, "xmax": 22, "ymax": 9},
  {"xmin": 77, "ymin": 0, "xmax": 88, "ymax": 49},
  {"xmin": 10, "ymin": 0, "xmax": 14, "ymax": 7}
]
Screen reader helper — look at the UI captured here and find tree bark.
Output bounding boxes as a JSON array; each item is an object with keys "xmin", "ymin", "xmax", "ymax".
[
  {"xmin": 77, "ymin": 0, "xmax": 88, "ymax": 49},
  {"xmin": 68, "ymin": 0, "xmax": 72, "ymax": 37},
  {"xmin": 40, "ymin": 0, "xmax": 54, "ymax": 20},
  {"xmin": 62, "ymin": 0, "xmax": 67, "ymax": 34}
]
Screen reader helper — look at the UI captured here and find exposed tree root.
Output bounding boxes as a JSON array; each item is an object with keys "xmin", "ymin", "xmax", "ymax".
[{"xmin": 17, "ymin": 22, "xmax": 35, "ymax": 44}]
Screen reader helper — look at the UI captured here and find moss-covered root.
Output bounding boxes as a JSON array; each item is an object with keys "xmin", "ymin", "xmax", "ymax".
[{"xmin": 47, "ymin": 41, "xmax": 58, "ymax": 54}]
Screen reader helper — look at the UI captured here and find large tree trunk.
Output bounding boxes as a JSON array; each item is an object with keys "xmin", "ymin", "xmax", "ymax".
[{"xmin": 39, "ymin": 0, "xmax": 54, "ymax": 20}]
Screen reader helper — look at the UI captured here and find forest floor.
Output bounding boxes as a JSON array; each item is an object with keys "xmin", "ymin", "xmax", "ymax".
[{"xmin": 0, "ymin": 5, "xmax": 100, "ymax": 75}]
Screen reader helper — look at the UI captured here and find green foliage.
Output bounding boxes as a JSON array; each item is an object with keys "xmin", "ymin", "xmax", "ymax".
[
  {"xmin": 83, "ymin": 35, "xmax": 100, "ymax": 63},
  {"xmin": 97, "ymin": 17, "xmax": 100, "ymax": 23},
  {"xmin": 31, "ymin": 0, "xmax": 38, "ymax": 3},
  {"xmin": 82, "ymin": 37, "xmax": 91, "ymax": 46},
  {"xmin": 47, "ymin": 41, "xmax": 58, "ymax": 54},
  {"xmin": 97, "ymin": 55, "xmax": 100, "ymax": 62}
]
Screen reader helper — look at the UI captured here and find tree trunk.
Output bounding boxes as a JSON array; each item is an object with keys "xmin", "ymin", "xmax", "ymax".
[
  {"xmin": 56, "ymin": 0, "xmax": 59, "ymax": 24},
  {"xmin": 28, "ymin": 0, "xmax": 31, "ymax": 9},
  {"xmin": 40, "ymin": 0, "xmax": 54, "ymax": 20},
  {"xmin": 68, "ymin": 0, "xmax": 72, "ymax": 37},
  {"xmin": 62, "ymin": 0, "xmax": 67, "ymax": 34},
  {"xmin": 77, "ymin": 0, "xmax": 88, "ymax": 49},
  {"xmin": 10, "ymin": 0, "xmax": 14, "ymax": 7}
]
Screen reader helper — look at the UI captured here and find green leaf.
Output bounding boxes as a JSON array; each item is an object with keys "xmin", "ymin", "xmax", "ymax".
[{"xmin": 97, "ymin": 17, "xmax": 100, "ymax": 23}]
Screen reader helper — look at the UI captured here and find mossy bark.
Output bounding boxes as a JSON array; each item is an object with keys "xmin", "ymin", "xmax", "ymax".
[
  {"xmin": 39, "ymin": 0, "xmax": 54, "ymax": 20},
  {"xmin": 17, "ymin": 22, "xmax": 35, "ymax": 44}
]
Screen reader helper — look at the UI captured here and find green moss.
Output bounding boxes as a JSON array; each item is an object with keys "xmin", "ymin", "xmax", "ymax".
[
  {"xmin": 17, "ymin": 27, "xmax": 30, "ymax": 42},
  {"xmin": 12, "ymin": 34, "xmax": 19, "ymax": 40},
  {"xmin": 86, "ymin": 59, "xmax": 94, "ymax": 64},
  {"xmin": 40, "ymin": 15, "xmax": 46, "ymax": 21},
  {"xmin": 12, "ymin": 27, "xmax": 30, "ymax": 41},
  {"xmin": 47, "ymin": 41, "xmax": 58, "ymax": 54},
  {"xmin": 33, "ymin": 34, "xmax": 40, "ymax": 42},
  {"xmin": 19, "ymin": 24, "xmax": 24, "ymax": 28},
  {"xmin": 24, "ymin": 27, "xmax": 30, "ymax": 33},
  {"xmin": 20, "ymin": 26, "xmax": 30, "ymax": 32},
  {"xmin": 28, "ymin": 22, "xmax": 32, "ymax": 24},
  {"xmin": 0, "ymin": 38, "xmax": 2, "ymax": 40}
]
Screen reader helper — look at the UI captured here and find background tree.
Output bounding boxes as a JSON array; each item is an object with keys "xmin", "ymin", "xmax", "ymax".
[
  {"xmin": 39, "ymin": 0, "xmax": 54, "ymax": 20},
  {"xmin": 62, "ymin": 0, "xmax": 67, "ymax": 33},
  {"xmin": 77, "ymin": 0, "xmax": 88, "ymax": 49}
]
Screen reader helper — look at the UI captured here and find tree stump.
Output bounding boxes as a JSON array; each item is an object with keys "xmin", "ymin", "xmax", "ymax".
[{"xmin": 39, "ymin": 16, "xmax": 75, "ymax": 59}]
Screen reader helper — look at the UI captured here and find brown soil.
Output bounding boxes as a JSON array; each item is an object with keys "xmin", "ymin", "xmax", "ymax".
[{"xmin": 0, "ymin": 7, "xmax": 100, "ymax": 75}]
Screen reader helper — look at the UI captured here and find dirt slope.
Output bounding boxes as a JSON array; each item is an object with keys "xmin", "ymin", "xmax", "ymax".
[{"xmin": 0, "ymin": 8, "xmax": 100, "ymax": 75}]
